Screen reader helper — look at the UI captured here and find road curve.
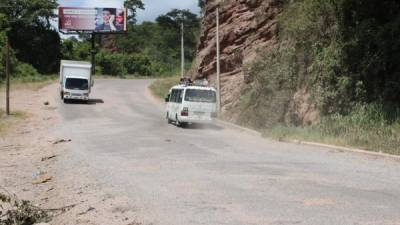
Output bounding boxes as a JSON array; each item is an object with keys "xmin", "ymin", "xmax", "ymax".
[{"xmin": 53, "ymin": 79, "xmax": 400, "ymax": 225}]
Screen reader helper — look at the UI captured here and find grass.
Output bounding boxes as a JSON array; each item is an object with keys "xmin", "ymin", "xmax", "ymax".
[
  {"xmin": 265, "ymin": 105, "xmax": 400, "ymax": 155},
  {"xmin": 0, "ymin": 75, "xmax": 58, "ymax": 92},
  {"xmin": 148, "ymin": 76, "xmax": 180, "ymax": 99},
  {"xmin": 268, "ymin": 124, "xmax": 400, "ymax": 155},
  {"xmin": 0, "ymin": 108, "xmax": 28, "ymax": 135}
]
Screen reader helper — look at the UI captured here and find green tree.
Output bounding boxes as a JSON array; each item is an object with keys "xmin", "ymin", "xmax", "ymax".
[
  {"xmin": 198, "ymin": 0, "xmax": 205, "ymax": 13},
  {"xmin": 112, "ymin": 9, "xmax": 200, "ymax": 76},
  {"xmin": 9, "ymin": 22, "xmax": 60, "ymax": 74},
  {"xmin": 124, "ymin": 0, "xmax": 145, "ymax": 23},
  {"xmin": 156, "ymin": 9, "xmax": 200, "ymax": 63},
  {"xmin": 339, "ymin": 0, "xmax": 400, "ymax": 104},
  {"xmin": 0, "ymin": 0, "xmax": 59, "ymax": 75}
]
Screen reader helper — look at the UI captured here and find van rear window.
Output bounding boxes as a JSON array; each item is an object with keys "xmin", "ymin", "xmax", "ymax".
[{"xmin": 185, "ymin": 89, "xmax": 216, "ymax": 103}]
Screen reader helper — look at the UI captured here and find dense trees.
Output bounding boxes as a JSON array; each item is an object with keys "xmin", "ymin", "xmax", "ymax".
[
  {"xmin": 155, "ymin": 9, "xmax": 200, "ymax": 61},
  {"xmin": 339, "ymin": 0, "xmax": 400, "ymax": 104},
  {"xmin": 0, "ymin": 0, "xmax": 58, "ymax": 79},
  {"xmin": 9, "ymin": 23, "xmax": 60, "ymax": 74}
]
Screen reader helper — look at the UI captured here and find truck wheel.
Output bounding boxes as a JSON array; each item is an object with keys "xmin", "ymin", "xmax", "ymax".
[{"xmin": 63, "ymin": 99, "xmax": 68, "ymax": 104}]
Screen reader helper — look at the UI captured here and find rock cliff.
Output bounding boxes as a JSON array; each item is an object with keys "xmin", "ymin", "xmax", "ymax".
[{"xmin": 192, "ymin": 0, "xmax": 283, "ymax": 112}]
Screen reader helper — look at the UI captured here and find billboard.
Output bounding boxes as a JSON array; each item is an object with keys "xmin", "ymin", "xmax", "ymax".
[{"xmin": 59, "ymin": 7, "xmax": 127, "ymax": 33}]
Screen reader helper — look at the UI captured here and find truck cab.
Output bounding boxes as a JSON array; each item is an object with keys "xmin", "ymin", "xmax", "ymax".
[{"xmin": 60, "ymin": 60, "xmax": 93, "ymax": 103}]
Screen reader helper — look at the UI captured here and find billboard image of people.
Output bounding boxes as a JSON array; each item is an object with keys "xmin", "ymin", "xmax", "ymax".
[
  {"xmin": 59, "ymin": 7, "xmax": 127, "ymax": 32},
  {"xmin": 94, "ymin": 8, "xmax": 125, "ymax": 32}
]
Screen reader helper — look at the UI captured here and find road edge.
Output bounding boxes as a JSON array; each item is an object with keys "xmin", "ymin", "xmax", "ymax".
[{"xmin": 286, "ymin": 140, "xmax": 400, "ymax": 160}]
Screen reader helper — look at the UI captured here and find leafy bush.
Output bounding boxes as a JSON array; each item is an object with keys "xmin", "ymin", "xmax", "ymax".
[
  {"xmin": 149, "ymin": 76, "xmax": 180, "ymax": 99},
  {"xmin": 123, "ymin": 54, "xmax": 152, "ymax": 76},
  {"xmin": 14, "ymin": 63, "xmax": 40, "ymax": 78},
  {"xmin": 96, "ymin": 51, "xmax": 127, "ymax": 76},
  {"xmin": 0, "ymin": 192, "xmax": 50, "ymax": 225},
  {"xmin": 236, "ymin": 44, "xmax": 298, "ymax": 128}
]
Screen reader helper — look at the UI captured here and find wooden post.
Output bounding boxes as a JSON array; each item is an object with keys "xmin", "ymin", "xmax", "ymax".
[{"xmin": 5, "ymin": 36, "xmax": 10, "ymax": 116}]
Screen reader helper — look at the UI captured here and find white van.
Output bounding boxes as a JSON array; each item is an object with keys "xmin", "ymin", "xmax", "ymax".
[{"xmin": 165, "ymin": 84, "xmax": 217, "ymax": 127}]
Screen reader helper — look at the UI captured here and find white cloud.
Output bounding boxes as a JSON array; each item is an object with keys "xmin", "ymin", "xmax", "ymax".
[{"xmin": 58, "ymin": 0, "xmax": 124, "ymax": 8}]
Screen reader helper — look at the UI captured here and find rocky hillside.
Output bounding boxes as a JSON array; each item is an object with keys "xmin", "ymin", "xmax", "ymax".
[{"xmin": 192, "ymin": 0, "xmax": 283, "ymax": 112}]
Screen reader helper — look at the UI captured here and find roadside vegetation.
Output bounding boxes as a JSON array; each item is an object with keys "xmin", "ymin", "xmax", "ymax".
[
  {"xmin": 235, "ymin": 0, "xmax": 400, "ymax": 155},
  {"xmin": 0, "ymin": 190, "xmax": 50, "ymax": 225},
  {"xmin": 268, "ymin": 104, "xmax": 400, "ymax": 155},
  {"xmin": 149, "ymin": 76, "xmax": 180, "ymax": 99}
]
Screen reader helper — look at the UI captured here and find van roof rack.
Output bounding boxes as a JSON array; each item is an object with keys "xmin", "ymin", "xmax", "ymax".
[{"xmin": 179, "ymin": 79, "xmax": 209, "ymax": 87}]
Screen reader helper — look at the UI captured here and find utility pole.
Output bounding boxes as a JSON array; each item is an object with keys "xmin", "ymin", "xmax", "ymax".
[
  {"xmin": 216, "ymin": 6, "xmax": 221, "ymax": 116},
  {"xmin": 5, "ymin": 36, "xmax": 10, "ymax": 116},
  {"xmin": 91, "ymin": 33, "xmax": 96, "ymax": 75},
  {"xmin": 181, "ymin": 22, "xmax": 185, "ymax": 78}
]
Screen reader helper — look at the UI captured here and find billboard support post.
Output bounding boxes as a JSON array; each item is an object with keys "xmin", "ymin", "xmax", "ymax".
[{"xmin": 91, "ymin": 33, "xmax": 96, "ymax": 75}]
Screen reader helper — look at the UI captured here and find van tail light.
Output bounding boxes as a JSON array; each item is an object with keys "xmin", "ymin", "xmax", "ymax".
[{"xmin": 181, "ymin": 107, "xmax": 189, "ymax": 116}]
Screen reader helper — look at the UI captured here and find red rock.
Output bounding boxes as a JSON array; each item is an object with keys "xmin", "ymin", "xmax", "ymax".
[{"xmin": 192, "ymin": 0, "xmax": 283, "ymax": 113}]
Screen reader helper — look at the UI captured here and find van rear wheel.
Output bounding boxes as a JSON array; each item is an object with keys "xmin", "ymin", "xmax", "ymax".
[
  {"xmin": 166, "ymin": 113, "xmax": 172, "ymax": 124},
  {"xmin": 175, "ymin": 115, "xmax": 187, "ymax": 128}
]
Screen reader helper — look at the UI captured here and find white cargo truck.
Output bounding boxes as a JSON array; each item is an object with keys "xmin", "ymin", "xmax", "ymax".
[{"xmin": 59, "ymin": 60, "xmax": 93, "ymax": 103}]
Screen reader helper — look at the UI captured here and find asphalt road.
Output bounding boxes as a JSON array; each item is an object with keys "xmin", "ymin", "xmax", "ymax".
[{"xmin": 54, "ymin": 79, "xmax": 400, "ymax": 225}]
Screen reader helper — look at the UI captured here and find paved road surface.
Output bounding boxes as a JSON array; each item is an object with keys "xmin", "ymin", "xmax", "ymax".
[{"xmin": 54, "ymin": 79, "xmax": 400, "ymax": 225}]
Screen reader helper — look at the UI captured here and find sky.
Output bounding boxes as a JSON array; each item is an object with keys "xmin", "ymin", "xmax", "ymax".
[
  {"xmin": 58, "ymin": 0, "xmax": 200, "ymax": 23},
  {"xmin": 136, "ymin": 0, "xmax": 200, "ymax": 23}
]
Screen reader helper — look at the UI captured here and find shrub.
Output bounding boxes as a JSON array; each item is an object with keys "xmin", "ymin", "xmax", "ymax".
[
  {"xmin": 14, "ymin": 63, "xmax": 40, "ymax": 78},
  {"xmin": 96, "ymin": 51, "xmax": 126, "ymax": 76},
  {"xmin": 236, "ymin": 44, "xmax": 298, "ymax": 128},
  {"xmin": 123, "ymin": 54, "xmax": 153, "ymax": 76}
]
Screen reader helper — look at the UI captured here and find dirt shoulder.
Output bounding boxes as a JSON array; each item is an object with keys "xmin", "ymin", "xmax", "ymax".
[
  {"xmin": 0, "ymin": 83, "xmax": 61, "ymax": 221},
  {"xmin": 0, "ymin": 83, "xmax": 141, "ymax": 225}
]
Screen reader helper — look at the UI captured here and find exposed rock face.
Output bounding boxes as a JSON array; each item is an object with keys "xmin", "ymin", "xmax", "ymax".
[
  {"xmin": 192, "ymin": 0, "xmax": 283, "ymax": 112},
  {"xmin": 192, "ymin": 0, "xmax": 319, "ymax": 126}
]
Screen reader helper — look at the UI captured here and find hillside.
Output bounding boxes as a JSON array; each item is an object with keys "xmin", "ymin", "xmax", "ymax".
[{"xmin": 192, "ymin": 0, "xmax": 400, "ymax": 153}]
